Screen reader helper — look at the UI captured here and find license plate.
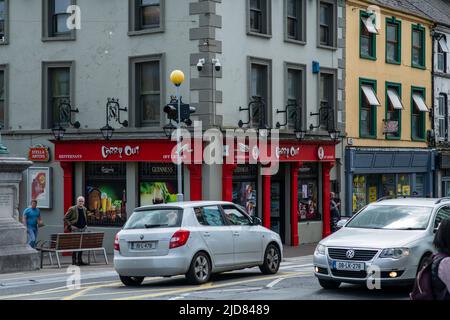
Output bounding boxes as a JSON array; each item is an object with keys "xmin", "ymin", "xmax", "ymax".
[
  {"xmin": 332, "ymin": 261, "xmax": 365, "ymax": 271},
  {"xmin": 131, "ymin": 241, "xmax": 156, "ymax": 250}
]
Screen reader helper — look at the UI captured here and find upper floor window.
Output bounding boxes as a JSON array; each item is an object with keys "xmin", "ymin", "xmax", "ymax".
[
  {"xmin": 129, "ymin": 0, "xmax": 164, "ymax": 35},
  {"xmin": 360, "ymin": 11, "xmax": 377, "ymax": 59},
  {"xmin": 130, "ymin": 55, "xmax": 163, "ymax": 127},
  {"xmin": 386, "ymin": 18, "xmax": 401, "ymax": 64},
  {"xmin": 250, "ymin": 62, "xmax": 269, "ymax": 128},
  {"xmin": 285, "ymin": 0, "xmax": 305, "ymax": 43},
  {"xmin": 0, "ymin": 0, "xmax": 8, "ymax": 44},
  {"xmin": 43, "ymin": 63, "xmax": 73, "ymax": 129},
  {"xmin": 248, "ymin": 0, "xmax": 271, "ymax": 37},
  {"xmin": 0, "ymin": 68, "xmax": 5, "ymax": 128},
  {"xmin": 385, "ymin": 83, "xmax": 403, "ymax": 139},
  {"xmin": 359, "ymin": 79, "xmax": 380, "ymax": 138},
  {"xmin": 286, "ymin": 66, "xmax": 304, "ymax": 129},
  {"xmin": 437, "ymin": 36, "xmax": 449, "ymax": 73},
  {"xmin": 43, "ymin": 0, "xmax": 76, "ymax": 40},
  {"xmin": 318, "ymin": 0, "xmax": 336, "ymax": 48},
  {"xmin": 319, "ymin": 71, "xmax": 336, "ymax": 131},
  {"xmin": 411, "ymin": 87, "xmax": 428, "ymax": 141},
  {"xmin": 437, "ymin": 94, "xmax": 448, "ymax": 141},
  {"xmin": 412, "ymin": 25, "xmax": 425, "ymax": 69}
]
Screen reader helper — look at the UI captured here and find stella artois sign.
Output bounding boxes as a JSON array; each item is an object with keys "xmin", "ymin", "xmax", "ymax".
[{"xmin": 29, "ymin": 145, "xmax": 51, "ymax": 162}]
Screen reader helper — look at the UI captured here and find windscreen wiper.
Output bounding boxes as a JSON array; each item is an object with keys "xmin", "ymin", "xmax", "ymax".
[{"xmin": 144, "ymin": 224, "xmax": 169, "ymax": 228}]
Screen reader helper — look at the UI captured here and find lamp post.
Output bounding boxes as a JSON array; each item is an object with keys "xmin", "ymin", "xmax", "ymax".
[{"xmin": 170, "ymin": 70, "xmax": 185, "ymax": 202}]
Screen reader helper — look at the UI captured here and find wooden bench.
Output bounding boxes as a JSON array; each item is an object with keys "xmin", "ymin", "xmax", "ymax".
[{"xmin": 37, "ymin": 232, "xmax": 108, "ymax": 268}]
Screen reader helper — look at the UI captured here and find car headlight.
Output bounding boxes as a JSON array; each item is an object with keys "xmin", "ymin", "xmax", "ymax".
[
  {"xmin": 315, "ymin": 244, "xmax": 326, "ymax": 256},
  {"xmin": 379, "ymin": 248, "xmax": 410, "ymax": 259}
]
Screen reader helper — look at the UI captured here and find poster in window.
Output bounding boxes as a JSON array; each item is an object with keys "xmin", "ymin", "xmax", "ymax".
[
  {"xmin": 140, "ymin": 182, "xmax": 178, "ymax": 206},
  {"xmin": 232, "ymin": 182, "xmax": 257, "ymax": 216},
  {"xmin": 86, "ymin": 183, "xmax": 127, "ymax": 226},
  {"xmin": 27, "ymin": 167, "xmax": 52, "ymax": 209}
]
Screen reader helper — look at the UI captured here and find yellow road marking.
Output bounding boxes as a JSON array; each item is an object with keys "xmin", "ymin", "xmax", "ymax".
[{"xmin": 115, "ymin": 272, "xmax": 308, "ymax": 300}]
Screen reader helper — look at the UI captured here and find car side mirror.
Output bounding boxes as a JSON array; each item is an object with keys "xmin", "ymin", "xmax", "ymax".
[
  {"xmin": 336, "ymin": 219, "xmax": 348, "ymax": 229},
  {"xmin": 433, "ymin": 227, "xmax": 439, "ymax": 234},
  {"xmin": 252, "ymin": 217, "xmax": 262, "ymax": 226}
]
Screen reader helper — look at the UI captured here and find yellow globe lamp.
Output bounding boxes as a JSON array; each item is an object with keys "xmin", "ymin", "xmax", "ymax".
[{"xmin": 170, "ymin": 70, "xmax": 185, "ymax": 87}]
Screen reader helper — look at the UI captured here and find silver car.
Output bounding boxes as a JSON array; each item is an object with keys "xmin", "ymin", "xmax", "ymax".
[
  {"xmin": 114, "ymin": 201, "xmax": 283, "ymax": 286},
  {"xmin": 313, "ymin": 198, "xmax": 450, "ymax": 289}
]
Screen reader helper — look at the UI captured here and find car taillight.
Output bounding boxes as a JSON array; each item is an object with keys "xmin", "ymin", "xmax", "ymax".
[
  {"xmin": 169, "ymin": 230, "xmax": 190, "ymax": 249},
  {"xmin": 114, "ymin": 234, "xmax": 120, "ymax": 251}
]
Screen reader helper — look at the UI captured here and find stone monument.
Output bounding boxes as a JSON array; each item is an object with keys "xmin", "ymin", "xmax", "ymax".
[{"xmin": 0, "ymin": 134, "xmax": 40, "ymax": 273}]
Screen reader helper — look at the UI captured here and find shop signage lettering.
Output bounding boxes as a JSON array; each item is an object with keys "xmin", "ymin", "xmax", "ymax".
[
  {"xmin": 101, "ymin": 145, "xmax": 140, "ymax": 159},
  {"xmin": 276, "ymin": 146, "xmax": 300, "ymax": 159},
  {"xmin": 101, "ymin": 166, "xmax": 115, "ymax": 174},
  {"xmin": 28, "ymin": 145, "xmax": 51, "ymax": 162},
  {"xmin": 151, "ymin": 166, "xmax": 175, "ymax": 174}
]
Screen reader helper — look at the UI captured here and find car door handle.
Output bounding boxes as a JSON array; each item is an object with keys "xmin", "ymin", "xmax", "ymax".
[
  {"xmin": 233, "ymin": 232, "xmax": 240, "ymax": 237},
  {"xmin": 203, "ymin": 232, "xmax": 211, "ymax": 237}
]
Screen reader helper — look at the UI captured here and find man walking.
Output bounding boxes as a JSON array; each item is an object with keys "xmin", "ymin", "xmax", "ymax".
[
  {"xmin": 330, "ymin": 192, "xmax": 341, "ymax": 233},
  {"xmin": 64, "ymin": 196, "xmax": 88, "ymax": 266},
  {"xmin": 22, "ymin": 200, "xmax": 42, "ymax": 248}
]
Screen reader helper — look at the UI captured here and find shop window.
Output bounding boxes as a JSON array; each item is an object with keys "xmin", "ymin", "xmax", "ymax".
[
  {"xmin": 385, "ymin": 83, "xmax": 402, "ymax": 139},
  {"xmin": 139, "ymin": 163, "xmax": 178, "ymax": 206},
  {"xmin": 360, "ymin": 11, "xmax": 377, "ymax": 60},
  {"xmin": 414, "ymin": 174, "xmax": 425, "ymax": 197},
  {"xmin": 232, "ymin": 165, "xmax": 257, "ymax": 217},
  {"xmin": 359, "ymin": 79, "xmax": 380, "ymax": 138},
  {"xmin": 411, "ymin": 87, "xmax": 428, "ymax": 141},
  {"xmin": 85, "ymin": 163, "xmax": 127, "ymax": 227},
  {"xmin": 412, "ymin": 24, "xmax": 425, "ymax": 69},
  {"xmin": 397, "ymin": 174, "xmax": 411, "ymax": 196},
  {"xmin": 381, "ymin": 174, "xmax": 396, "ymax": 197},
  {"xmin": 386, "ymin": 18, "xmax": 401, "ymax": 64},
  {"xmin": 298, "ymin": 163, "xmax": 320, "ymax": 221},
  {"xmin": 352, "ymin": 175, "xmax": 367, "ymax": 213}
]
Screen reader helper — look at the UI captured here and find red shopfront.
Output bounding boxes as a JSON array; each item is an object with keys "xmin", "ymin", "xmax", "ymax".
[
  {"xmin": 222, "ymin": 140, "xmax": 336, "ymax": 246},
  {"xmin": 53, "ymin": 139, "xmax": 203, "ymax": 226}
]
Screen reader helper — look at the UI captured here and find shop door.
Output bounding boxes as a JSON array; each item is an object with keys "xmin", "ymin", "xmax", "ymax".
[
  {"xmin": 270, "ymin": 181, "xmax": 285, "ymax": 243},
  {"xmin": 443, "ymin": 180, "xmax": 450, "ymax": 197}
]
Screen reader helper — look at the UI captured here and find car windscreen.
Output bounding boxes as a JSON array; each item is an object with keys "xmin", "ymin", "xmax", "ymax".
[
  {"xmin": 346, "ymin": 205, "xmax": 432, "ymax": 230},
  {"xmin": 123, "ymin": 208, "xmax": 182, "ymax": 230}
]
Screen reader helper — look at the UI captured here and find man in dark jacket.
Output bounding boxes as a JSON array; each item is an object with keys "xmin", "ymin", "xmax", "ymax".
[
  {"xmin": 330, "ymin": 192, "xmax": 341, "ymax": 233},
  {"xmin": 64, "ymin": 196, "xmax": 88, "ymax": 266}
]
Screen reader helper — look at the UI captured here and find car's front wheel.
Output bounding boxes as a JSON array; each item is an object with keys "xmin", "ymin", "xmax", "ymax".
[
  {"xmin": 259, "ymin": 244, "xmax": 281, "ymax": 274},
  {"xmin": 318, "ymin": 279, "xmax": 341, "ymax": 289},
  {"xmin": 186, "ymin": 252, "xmax": 211, "ymax": 284},
  {"xmin": 119, "ymin": 275, "xmax": 144, "ymax": 286}
]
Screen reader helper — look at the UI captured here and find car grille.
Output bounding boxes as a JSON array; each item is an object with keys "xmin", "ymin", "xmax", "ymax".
[
  {"xmin": 328, "ymin": 248, "xmax": 378, "ymax": 261},
  {"xmin": 331, "ymin": 270, "xmax": 367, "ymax": 279}
]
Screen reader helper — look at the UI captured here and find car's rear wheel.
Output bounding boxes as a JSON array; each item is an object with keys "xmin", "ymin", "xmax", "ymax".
[
  {"xmin": 119, "ymin": 275, "xmax": 144, "ymax": 286},
  {"xmin": 186, "ymin": 252, "xmax": 211, "ymax": 285},
  {"xmin": 318, "ymin": 279, "xmax": 341, "ymax": 289},
  {"xmin": 259, "ymin": 244, "xmax": 281, "ymax": 274}
]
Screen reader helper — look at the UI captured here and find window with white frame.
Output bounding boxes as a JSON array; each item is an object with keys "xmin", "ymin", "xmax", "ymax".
[
  {"xmin": 437, "ymin": 94, "xmax": 448, "ymax": 141},
  {"xmin": 248, "ymin": 0, "xmax": 271, "ymax": 36},
  {"xmin": 286, "ymin": 67, "xmax": 303, "ymax": 129},
  {"xmin": 318, "ymin": 0, "xmax": 336, "ymax": 48},
  {"xmin": 285, "ymin": 0, "xmax": 305, "ymax": 42},
  {"xmin": 437, "ymin": 35, "xmax": 449, "ymax": 73}
]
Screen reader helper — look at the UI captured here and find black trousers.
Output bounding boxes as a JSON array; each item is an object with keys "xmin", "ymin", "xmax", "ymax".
[{"xmin": 72, "ymin": 251, "xmax": 83, "ymax": 264}]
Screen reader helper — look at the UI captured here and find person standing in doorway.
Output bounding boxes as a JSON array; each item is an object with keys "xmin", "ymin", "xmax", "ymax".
[
  {"xmin": 64, "ymin": 196, "xmax": 88, "ymax": 266},
  {"xmin": 22, "ymin": 200, "xmax": 42, "ymax": 248},
  {"xmin": 330, "ymin": 192, "xmax": 341, "ymax": 233}
]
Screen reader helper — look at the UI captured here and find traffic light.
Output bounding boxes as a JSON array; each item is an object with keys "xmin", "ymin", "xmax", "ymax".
[
  {"xmin": 164, "ymin": 97, "xmax": 179, "ymax": 122},
  {"xmin": 163, "ymin": 96, "xmax": 196, "ymax": 126}
]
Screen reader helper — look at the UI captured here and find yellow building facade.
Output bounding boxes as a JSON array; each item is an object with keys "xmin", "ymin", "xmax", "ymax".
[{"xmin": 344, "ymin": 0, "xmax": 436, "ymax": 215}]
